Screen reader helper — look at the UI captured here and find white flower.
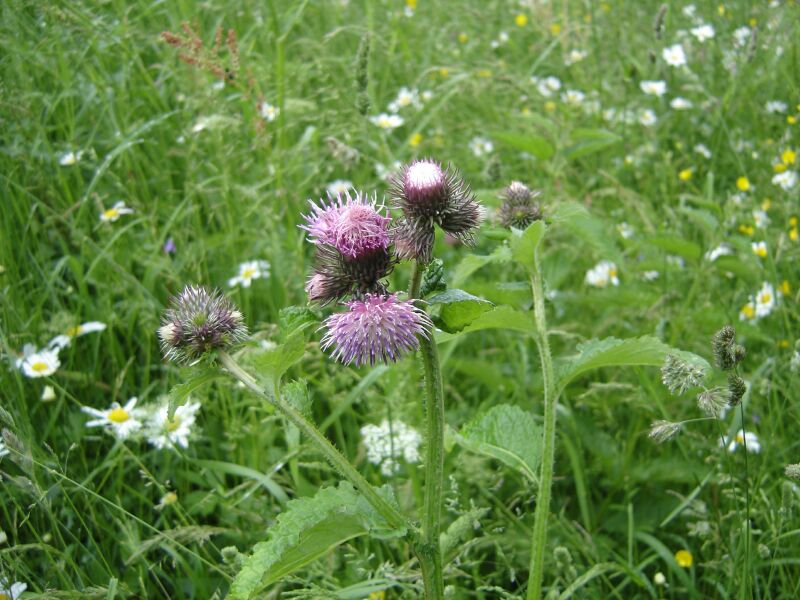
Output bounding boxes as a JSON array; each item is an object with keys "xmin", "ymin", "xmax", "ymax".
[
  {"xmin": 639, "ymin": 109, "xmax": 658, "ymax": 127},
  {"xmin": 667, "ymin": 255, "xmax": 685, "ymax": 268},
  {"xmin": 370, "ymin": 113, "xmax": 404, "ymax": 130},
  {"xmin": 564, "ymin": 49, "xmax": 587, "ymax": 65},
  {"xmin": 490, "ymin": 31, "xmax": 509, "ymax": 48},
  {"xmin": 733, "ymin": 27, "xmax": 751, "ymax": 48},
  {"xmin": 751, "ymin": 241, "xmax": 767, "ymax": 258},
  {"xmin": 388, "ymin": 87, "xmax": 419, "ymax": 112},
  {"xmin": 682, "ymin": 4, "xmax": 697, "ymax": 18},
  {"xmin": 765, "ymin": 100, "xmax": 788, "ymax": 114},
  {"xmin": 772, "ymin": 170, "xmax": 798, "ymax": 190},
  {"xmin": 704, "ymin": 244, "xmax": 732, "ymax": 261},
  {"xmin": 643, "ymin": 270, "xmax": 660, "ymax": 281},
  {"xmin": 694, "ymin": 143, "xmax": 712, "ymax": 158},
  {"xmin": 754, "ymin": 281, "xmax": 777, "ymax": 318},
  {"xmin": 228, "ymin": 260, "xmax": 270, "ymax": 288},
  {"xmin": 374, "ymin": 162, "xmax": 401, "ymax": 182},
  {"xmin": 191, "ymin": 115, "xmax": 228, "ymax": 133},
  {"xmin": 690, "ymin": 24, "xmax": 715, "ymax": 42},
  {"xmin": 739, "ymin": 302, "xmax": 756, "ymax": 321},
  {"xmin": 723, "ymin": 429, "xmax": 761, "ymax": 453},
  {"xmin": 670, "ymin": 97, "xmax": 693, "ymax": 110},
  {"xmin": 654, "ymin": 572, "xmax": 667, "ymax": 587},
  {"xmin": 16, "ymin": 347, "xmax": 60, "ymax": 378},
  {"xmin": 99, "ymin": 201, "xmax": 134, "ymax": 223},
  {"xmin": 41, "ymin": 385, "xmax": 56, "ymax": 402},
  {"xmin": 146, "ymin": 400, "xmax": 201, "ymax": 450},
  {"xmin": 617, "ymin": 222, "xmax": 634, "ymax": 239},
  {"xmin": 48, "ymin": 321, "xmax": 107, "ymax": 351},
  {"xmin": 469, "ymin": 136, "xmax": 494, "ymax": 157},
  {"xmin": 420, "ymin": 90, "xmax": 434, "ymax": 102},
  {"xmin": 81, "ymin": 397, "xmax": 143, "ymax": 440},
  {"xmin": 259, "ymin": 102, "xmax": 279, "ymax": 121},
  {"xmin": 360, "ymin": 419, "xmax": 421, "ymax": 476},
  {"xmin": 0, "ymin": 439, "xmax": 8, "ymax": 459},
  {"xmin": 0, "ymin": 579, "xmax": 27, "ymax": 600},
  {"xmin": 58, "ymin": 150, "xmax": 84, "ymax": 166},
  {"xmin": 752, "ymin": 210, "xmax": 770, "ymax": 229},
  {"xmin": 561, "ymin": 89, "xmax": 585, "ymax": 106},
  {"xmin": 585, "ymin": 260, "xmax": 619, "ymax": 288},
  {"xmin": 326, "ymin": 179, "xmax": 354, "ymax": 197},
  {"xmin": 662, "ymin": 44, "xmax": 687, "ymax": 67},
  {"xmin": 640, "ymin": 80, "xmax": 667, "ymax": 96},
  {"xmin": 535, "ymin": 76, "xmax": 561, "ymax": 97}
]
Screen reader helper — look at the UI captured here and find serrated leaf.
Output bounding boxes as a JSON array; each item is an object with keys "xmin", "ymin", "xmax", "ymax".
[
  {"xmin": 167, "ymin": 367, "xmax": 221, "ymax": 419},
  {"xmin": 647, "ymin": 236, "xmax": 702, "ymax": 261},
  {"xmin": 279, "ymin": 306, "xmax": 318, "ymax": 339},
  {"xmin": 549, "ymin": 202, "xmax": 620, "ymax": 262},
  {"xmin": 564, "ymin": 128, "xmax": 621, "ymax": 160},
  {"xmin": 493, "ymin": 131, "xmax": 555, "ymax": 160},
  {"xmin": 229, "ymin": 482, "xmax": 405, "ymax": 599},
  {"xmin": 556, "ymin": 336, "xmax": 710, "ymax": 392},
  {"xmin": 510, "ymin": 220, "xmax": 547, "ymax": 272},
  {"xmin": 457, "ymin": 405, "xmax": 542, "ymax": 482},
  {"xmin": 283, "ymin": 379, "xmax": 312, "ymax": 420},
  {"xmin": 428, "ymin": 289, "xmax": 494, "ymax": 332},
  {"xmin": 249, "ymin": 331, "xmax": 306, "ymax": 389},
  {"xmin": 451, "ymin": 246, "xmax": 511, "ymax": 288}
]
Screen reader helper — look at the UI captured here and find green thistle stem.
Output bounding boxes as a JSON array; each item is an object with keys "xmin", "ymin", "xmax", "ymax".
[{"xmin": 218, "ymin": 351, "xmax": 413, "ymax": 535}]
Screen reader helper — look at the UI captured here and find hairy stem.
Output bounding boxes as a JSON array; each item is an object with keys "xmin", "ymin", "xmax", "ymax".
[
  {"xmin": 218, "ymin": 351, "xmax": 413, "ymax": 535},
  {"xmin": 527, "ymin": 262, "xmax": 558, "ymax": 600},
  {"xmin": 408, "ymin": 259, "xmax": 424, "ymax": 299}
]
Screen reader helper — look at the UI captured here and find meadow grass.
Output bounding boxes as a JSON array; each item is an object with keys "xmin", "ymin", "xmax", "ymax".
[{"xmin": 1, "ymin": 0, "xmax": 799, "ymax": 598}]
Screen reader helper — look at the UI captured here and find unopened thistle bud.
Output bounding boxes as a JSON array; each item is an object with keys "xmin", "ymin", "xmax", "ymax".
[
  {"xmin": 727, "ymin": 373, "xmax": 746, "ymax": 406},
  {"xmin": 697, "ymin": 387, "xmax": 728, "ymax": 417},
  {"xmin": 391, "ymin": 159, "xmax": 481, "ymax": 262},
  {"xmin": 498, "ymin": 181, "xmax": 543, "ymax": 229},
  {"xmin": 712, "ymin": 325, "xmax": 737, "ymax": 370},
  {"xmin": 661, "ymin": 354, "xmax": 706, "ymax": 395},
  {"xmin": 320, "ymin": 294, "xmax": 432, "ymax": 366},
  {"xmin": 159, "ymin": 285, "xmax": 248, "ymax": 363},
  {"xmin": 649, "ymin": 419, "xmax": 682, "ymax": 443}
]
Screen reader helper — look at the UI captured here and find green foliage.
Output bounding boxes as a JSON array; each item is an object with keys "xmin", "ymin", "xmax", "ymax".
[
  {"xmin": 428, "ymin": 289, "xmax": 494, "ymax": 332},
  {"xmin": 509, "ymin": 220, "xmax": 547, "ymax": 272}
]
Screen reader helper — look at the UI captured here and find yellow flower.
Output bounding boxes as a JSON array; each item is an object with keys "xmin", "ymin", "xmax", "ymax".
[
  {"xmin": 789, "ymin": 228, "xmax": 798, "ymax": 242},
  {"xmin": 748, "ymin": 17, "xmax": 757, "ymax": 27},
  {"xmin": 736, "ymin": 176, "xmax": 750, "ymax": 192},
  {"xmin": 601, "ymin": 2, "xmax": 611, "ymax": 12},
  {"xmin": 789, "ymin": 115, "xmax": 797, "ymax": 125},
  {"xmin": 679, "ymin": 169, "xmax": 693, "ymax": 181},
  {"xmin": 368, "ymin": 593, "xmax": 386, "ymax": 600},
  {"xmin": 781, "ymin": 149, "xmax": 797, "ymax": 165},
  {"xmin": 790, "ymin": 216, "xmax": 798, "ymax": 226},
  {"xmin": 515, "ymin": 13, "xmax": 528, "ymax": 27},
  {"xmin": 717, "ymin": 4, "xmax": 726, "ymax": 16},
  {"xmin": 738, "ymin": 224, "xmax": 754, "ymax": 236},
  {"xmin": 438, "ymin": 67, "xmax": 449, "ymax": 78},
  {"xmin": 752, "ymin": 241, "xmax": 767, "ymax": 258},
  {"xmin": 774, "ymin": 163, "xmax": 787, "ymax": 173},
  {"xmin": 458, "ymin": 32, "xmax": 468, "ymax": 44},
  {"xmin": 477, "ymin": 69, "xmax": 492, "ymax": 78},
  {"xmin": 778, "ymin": 339, "xmax": 790, "ymax": 349},
  {"xmin": 740, "ymin": 303, "xmax": 755, "ymax": 320},
  {"xmin": 583, "ymin": 13, "xmax": 592, "ymax": 24},
  {"xmin": 406, "ymin": 0, "xmax": 417, "ymax": 9},
  {"xmin": 409, "ymin": 132, "xmax": 422, "ymax": 148},
  {"xmin": 675, "ymin": 549, "xmax": 694, "ymax": 568},
  {"xmin": 780, "ymin": 280, "xmax": 791, "ymax": 295},
  {"xmin": 761, "ymin": 198, "xmax": 771, "ymax": 210},
  {"xmin": 550, "ymin": 23, "xmax": 562, "ymax": 35}
]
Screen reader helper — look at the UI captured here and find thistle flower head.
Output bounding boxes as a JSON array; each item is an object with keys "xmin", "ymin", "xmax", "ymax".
[
  {"xmin": 301, "ymin": 190, "xmax": 390, "ymax": 259},
  {"xmin": 391, "ymin": 159, "xmax": 480, "ymax": 261},
  {"xmin": 320, "ymin": 294, "xmax": 432, "ymax": 366},
  {"xmin": 159, "ymin": 285, "xmax": 247, "ymax": 363},
  {"xmin": 308, "ymin": 244, "xmax": 394, "ymax": 305},
  {"xmin": 499, "ymin": 181, "xmax": 543, "ymax": 229},
  {"xmin": 503, "ymin": 181, "xmax": 533, "ymax": 203}
]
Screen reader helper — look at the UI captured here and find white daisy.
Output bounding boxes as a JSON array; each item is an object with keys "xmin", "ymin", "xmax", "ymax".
[
  {"xmin": 469, "ymin": 136, "xmax": 494, "ymax": 157},
  {"xmin": 704, "ymin": 244, "xmax": 732, "ymax": 261},
  {"xmin": 733, "ymin": 27, "xmax": 751, "ymax": 49},
  {"xmin": 662, "ymin": 44, "xmax": 687, "ymax": 67},
  {"xmin": 723, "ymin": 429, "xmax": 761, "ymax": 453},
  {"xmin": 640, "ymin": 80, "xmax": 667, "ymax": 96},
  {"xmin": 564, "ymin": 49, "xmax": 588, "ymax": 65},
  {"xmin": 670, "ymin": 97, "xmax": 693, "ymax": 110},
  {"xmin": 561, "ymin": 89, "xmax": 585, "ymax": 106},
  {"xmin": 16, "ymin": 347, "xmax": 60, "ymax": 378},
  {"xmin": 694, "ymin": 143, "xmax": 712, "ymax": 158},
  {"xmin": 370, "ymin": 113, "xmax": 404, "ymax": 130},
  {"xmin": 690, "ymin": 24, "xmax": 715, "ymax": 42},
  {"xmin": 639, "ymin": 109, "xmax": 658, "ymax": 127},
  {"xmin": 388, "ymin": 86, "xmax": 419, "ymax": 112},
  {"xmin": 752, "ymin": 210, "xmax": 770, "ymax": 229},
  {"xmin": 99, "ymin": 201, "xmax": 134, "ymax": 223},
  {"xmin": 81, "ymin": 397, "xmax": 143, "ymax": 440},
  {"xmin": 58, "ymin": 150, "xmax": 84, "ymax": 166},
  {"xmin": 228, "ymin": 260, "xmax": 270, "ymax": 288},
  {"xmin": 765, "ymin": 100, "xmax": 788, "ymax": 114},
  {"xmin": 739, "ymin": 302, "xmax": 756, "ymax": 322},
  {"xmin": 49, "ymin": 321, "xmax": 107, "ymax": 351},
  {"xmin": 772, "ymin": 171, "xmax": 798, "ymax": 190},
  {"xmin": 617, "ymin": 222, "xmax": 634, "ymax": 239},
  {"xmin": 585, "ymin": 260, "xmax": 619, "ymax": 288},
  {"xmin": 259, "ymin": 102, "xmax": 279, "ymax": 122},
  {"xmin": 0, "ymin": 579, "xmax": 27, "ymax": 600},
  {"xmin": 326, "ymin": 179, "xmax": 354, "ymax": 197},
  {"xmin": 146, "ymin": 400, "xmax": 201, "ymax": 450},
  {"xmin": 754, "ymin": 282, "xmax": 777, "ymax": 318},
  {"xmin": 535, "ymin": 76, "xmax": 561, "ymax": 97}
]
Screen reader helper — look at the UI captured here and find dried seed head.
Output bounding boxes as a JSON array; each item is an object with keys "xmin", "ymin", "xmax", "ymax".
[
  {"xmin": 159, "ymin": 285, "xmax": 248, "ymax": 363},
  {"xmin": 697, "ymin": 387, "xmax": 728, "ymax": 418},
  {"xmin": 649, "ymin": 419, "xmax": 682, "ymax": 443},
  {"xmin": 727, "ymin": 373, "xmax": 746, "ymax": 406},
  {"xmin": 661, "ymin": 354, "xmax": 706, "ymax": 395}
]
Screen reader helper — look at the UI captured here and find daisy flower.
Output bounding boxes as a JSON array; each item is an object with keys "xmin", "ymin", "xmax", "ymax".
[
  {"xmin": 534, "ymin": 76, "xmax": 561, "ymax": 97},
  {"xmin": 739, "ymin": 302, "xmax": 755, "ymax": 321},
  {"xmin": 640, "ymin": 80, "xmax": 667, "ymax": 96},
  {"xmin": 671, "ymin": 97, "xmax": 693, "ymax": 110},
  {"xmin": 48, "ymin": 321, "xmax": 107, "ymax": 351},
  {"xmin": 146, "ymin": 400, "xmax": 201, "ymax": 450},
  {"xmin": 259, "ymin": 102, "xmax": 279, "ymax": 121},
  {"xmin": 561, "ymin": 89, "xmax": 585, "ymax": 106},
  {"xmin": 585, "ymin": 260, "xmax": 619, "ymax": 287},
  {"xmin": 662, "ymin": 44, "xmax": 687, "ymax": 67},
  {"xmin": 81, "ymin": 397, "xmax": 143, "ymax": 440},
  {"xmin": 723, "ymin": 429, "xmax": 761, "ymax": 453},
  {"xmin": 99, "ymin": 201, "xmax": 134, "ymax": 223},
  {"xmin": 370, "ymin": 113, "xmax": 404, "ymax": 130},
  {"xmin": 564, "ymin": 49, "xmax": 588, "ymax": 65},
  {"xmin": 639, "ymin": 109, "xmax": 658, "ymax": 127},
  {"xmin": 0, "ymin": 579, "xmax": 27, "ymax": 600},
  {"xmin": 388, "ymin": 86, "xmax": 419, "ymax": 112},
  {"xmin": 16, "ymin": 346, "xmax": 60, "ymax": 378},
  {"xmin": 751, "ymin": 241, "xmax": 767, "ymax": 258},
  {"xmin": 752, "ymin": 210, "xmax": 770, "ymax": 229},
  {"xmin": 765, "ymin": 100, "xmax": 788, "ymax": 114},
  {"xmin": 690, "ymin": 24, "xmax": 715, "ymax": 42},
  {"xmin": 228, "ymin": 260, "xmax": 271, "ymax": 288},
  {"xmin": 772, "ymin": 171, "xmax": 798, "ymax": 190},
  {"xmin": 754, "ymin": 282, "xmax": 777, "ymax": 318},
  {"xmin": 58, "ymin": 150, "xmax": 84, "ymax": 166},
  {"xmin": 469, "ymin": 136, "xmax": 494, "ymax": 157}
]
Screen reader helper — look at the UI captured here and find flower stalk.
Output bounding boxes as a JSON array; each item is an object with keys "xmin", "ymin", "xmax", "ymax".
[{"xmin": 526, "ymin": 250, "xmax": 558, "ymax": 600}]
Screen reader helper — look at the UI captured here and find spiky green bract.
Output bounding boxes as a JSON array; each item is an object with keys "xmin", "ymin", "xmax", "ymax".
[
  {"xmin": 307, "ymin": 244, "xmax": 395, "ymax": 305},
  {"xmin": 499, "ymin": 181, "xmax": 543, "ymax": 229}
]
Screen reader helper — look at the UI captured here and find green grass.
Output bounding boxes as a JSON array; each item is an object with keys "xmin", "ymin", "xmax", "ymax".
[{"xmin": 1, "ymin": 0, "xmax": 799, "ymax": 598}]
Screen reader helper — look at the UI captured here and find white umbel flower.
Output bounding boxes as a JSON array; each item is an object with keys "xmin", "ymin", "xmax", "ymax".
[
  {"xmin": 16, "ymin": 346, "xmax": 60, "ymax": 378},
  {"xmin": 228, "ymin": 260, "xmax": 270, "ymax": 288},
  {"xmin": 146, "ymin": 400, "xmax": 201, "ymax": 450},
  {"xmin": 81, "ymin": 397, "xmax": 143, "ymax": 440},
  {"xmin": 361, "ymin": 419, "xmax": 422, "ymax": 476},
  {"xmin": 585, "ymin": 260, "xmax": 619, "ymax": 288}
]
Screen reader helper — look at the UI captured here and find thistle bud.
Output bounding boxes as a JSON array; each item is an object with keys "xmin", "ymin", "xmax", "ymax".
[
  {"xmin": 727, "ymin": 373, "xmax": 746, "ymax": 406},
  {"xmin": 159, "ymin": 285, "xmax": 248, "ymax": 363},
  {"xmin": 498, "ymin": 181, "xmax": 543, "ymax": 229}
]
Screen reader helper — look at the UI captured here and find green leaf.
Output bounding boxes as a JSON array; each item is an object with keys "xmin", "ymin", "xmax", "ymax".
[
  {"xmin": 451, "ymin": 246, "xmax": 511, "ymax": 288},
  {"xmin": 492, "ymin": 131, "xmax": 555, "ymax": 160},
  {"xmin": 509, "ymin": 220, "xmax": 547, "ymax": 272},
  {"xmin": 428, "ymin": 289, "xmax": 494, "ymax": 332},
  {"xmin": 283, "ymin": 379, "xmax": 312, "ymax": 420},
  {"xmin": 249, "ymin": 331, "xmax": 306, "ymax": 389},
  {"xmin": 278, "ymin": 306, "xmax": 318, "ymax": 339},
  {"xmin": 550, "ymin": 202, "xmax": 620, "ymax": 262},
  {"xmin": 229, "ymin": 482, "xmax": 404, "ymax": 599},
  {"xmin": 564, "ymin": 128, "xmax": 621, "ymax": 161},
  {"xmin": 195, "ymin": 459, "xmax": 289, "ymax": 504},
  {"xmin": 167, "ymin": 367, "xmax": 221, "ymax": 419},
  {"xmin": 456, "ymin": 404, "xmax": 542, "ymax": 482},
  {"xmin": 435, "ymin": 305, "xmax": 536, "ymax": 343},
  {"xmin": 556, "ymin": 336, "xmax": 710, "ymax": 392},
  {"xmin": 647, "ymin": 236, "xmax": 702, "ymax": 261}
]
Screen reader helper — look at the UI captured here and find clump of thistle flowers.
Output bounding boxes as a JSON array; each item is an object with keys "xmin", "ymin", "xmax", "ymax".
[
  {"xmin": 158, "ymin": 285, "xmax": 248, "ymax": 363},
  {"xmin": 390, "ymin": 158, "xmax": 480, "ymax": 262},
  {"xmin": 498, "ymin": 181, "xmax": 543, "ymax": 229}
]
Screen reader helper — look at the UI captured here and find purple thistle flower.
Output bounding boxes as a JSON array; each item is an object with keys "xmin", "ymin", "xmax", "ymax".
[
  {"xmin": 320, "ymin": 294, "xmax": 432, "ymax": 366},
  {"xmin": 159, "ymin": 285, "xmax": 248, "ymax": 363},
  {"xmin": 301, "ymin": 190, "xmax": 391, "ymax": 259}
]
